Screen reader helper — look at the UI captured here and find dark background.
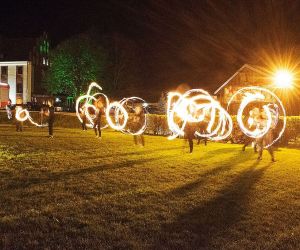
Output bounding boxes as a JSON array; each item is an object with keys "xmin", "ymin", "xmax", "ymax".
[{"xmin": 1, "ymin": 0, "xmax": 300, "ymax": 95}]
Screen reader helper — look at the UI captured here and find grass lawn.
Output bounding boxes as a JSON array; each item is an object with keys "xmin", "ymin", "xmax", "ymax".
[{"xmin": 0, "ymin": 125, "xmax": 299, "ymax": 249}]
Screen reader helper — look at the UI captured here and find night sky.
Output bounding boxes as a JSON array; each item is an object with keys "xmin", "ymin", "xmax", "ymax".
[{"xmin": 1, "ymin": 0, "xmax": 300, "ymax": 95}]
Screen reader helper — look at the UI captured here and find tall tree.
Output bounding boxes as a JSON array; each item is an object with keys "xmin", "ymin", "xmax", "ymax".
[
  {"xmin": 45, "ymin": 34, "xmax": 106, "ymax": 97},
  {"xmin": 103, "ymin": 33, "xmax": 142, "ymax": 97}
]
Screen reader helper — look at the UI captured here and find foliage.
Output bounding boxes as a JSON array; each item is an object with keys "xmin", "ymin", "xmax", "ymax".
[
  {"xmin": 0, "ymin": 112, "xmax": 299, "ymax": 147},
  {"xmin": 103, "ymin": 33, "xmax": 142, "ymax": 97},
  {"xmin": 157, "ymin": 92, "xmax": 167, "ymax": 114},
  {"xmin": 45, "ymin": 34, "xmax": 106, "ymax": 97}
]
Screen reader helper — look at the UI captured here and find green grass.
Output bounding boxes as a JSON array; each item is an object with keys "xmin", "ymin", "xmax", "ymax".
[{"xmin": 0, "ymin": 125, "xmax": 299, "ymax": 249}]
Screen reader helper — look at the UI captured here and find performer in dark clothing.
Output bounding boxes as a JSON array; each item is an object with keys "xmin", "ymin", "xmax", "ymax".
[
  {"xmin": 80, "ymin": 105, "xmax": 87, "ymax": 131},
  {"xmin": 242, "ymin": 108, "xmax": 259, "ymax": 152},
  {"xmin": 16, "ymin": 120, "xmax": 23, "ymax": 132},
  {"xmin": 47, "ymin": 104, "xmax": 55, "ymax": 138},
  {"xmin": 256, "ymin": 130, "xmax": 275, "ymax": 162},
  {"xmin": 196, "ymin": 121, "xmax": 208, "ymax": 146},
  {"xmin": 185, "ymin": 122, "xmax": 195, "ymax": 153},
  {"xmin": 133, "ymin": 106, "xmax": 145, "ymax": 146},
  {"xmin": 6, "ymin": 99, "xmax": 13, "ymax": 120},
  {"xmin": 256, "ymin": 110, "xmax": 275, "ymax": 162},
  {"xmin": 93, "ymin": 108, "xmax": 102, "ymax": 138},
  {"xmin": 15, "ymin": 107, "xmax": 24, "ymax": 132},
  {"xmin": 242, "ymin": 137, "xmax": 257, "ymax": 152}
]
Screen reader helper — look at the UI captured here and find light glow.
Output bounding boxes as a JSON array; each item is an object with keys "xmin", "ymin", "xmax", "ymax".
[
  {"xmin": 75, "ymin": 82, "xmax": 109, "ymax": 129},
  {"xmin": 15, "ymin": 106, "xmax": 48, "ymax": 127},
  {"xmin": 227, "ymin": 86, "xmax": 286, "ymax": 148},
  {"xmin": 77, "ymin": 82, "xmax": 148, "ymax": 135},
  {"xmin": 106, "ymin": 97, "xmax": 148, "ymax": 135},
  {"xmin": 274, "ymin": 69, "xmax": 294, "ymax": 88},
  {"xmin": 167, "ymin": 89, "xmax": 233, "ymax": 141}
]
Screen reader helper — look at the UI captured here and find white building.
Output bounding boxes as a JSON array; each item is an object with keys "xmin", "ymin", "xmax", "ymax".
[{"xmin": 0, "ymin": 61, "xmax": 32, "ymax": 105}]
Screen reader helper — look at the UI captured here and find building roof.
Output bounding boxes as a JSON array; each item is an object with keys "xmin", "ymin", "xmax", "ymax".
[
  {"xmin": 214, "ymin": 64, "xmax": 266, "ymax": 94},
  {"xmin": 0, "ymin": 61, "xmax": 30, "ymax": 65}
]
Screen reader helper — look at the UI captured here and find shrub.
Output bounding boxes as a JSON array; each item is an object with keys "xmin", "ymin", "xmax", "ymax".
[{"xmin": 0, "ymin": 111, "xmax": 299, "ymax": 147}]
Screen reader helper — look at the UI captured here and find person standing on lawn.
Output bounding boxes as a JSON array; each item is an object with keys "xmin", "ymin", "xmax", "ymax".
[
  {"xmin": 242, "ymin": 108, "xmax": 260, "ymax": 152},
  {"xmin": 46, "ymin": 103, "xmax": 55, "ymax": 138},
  {"xmin": 184, "ymin": 122, "xmax": 195, "ymax": 153},
  {"xmin": 93, "ymin": 99, "xmax": 104, "ymax": 138},
  {"xmin": 256, "ymin": 109, "xmax": 275, "ymax": 162},
  {"xmin": 6, "ymin": 99, "xmax": 13, "ymax": 120},
  {"xmin": 133, "ymin": 106, "xmax": 145, "ymax": 146},
  {"xmin": 80, "ymin": 104, "xmax": 87, "ymax": 131},
  {"xmin": 15, "ymin": 106, "xmax": 24, "ymax": 132}
]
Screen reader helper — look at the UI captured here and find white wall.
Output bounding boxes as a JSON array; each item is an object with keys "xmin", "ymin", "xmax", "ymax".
[
  {"xmin": 0, "ymin": 61, "xmax": 31, "ymax": 104},
  {"xmin": 7, "ymin": 65, "xmax": 16, "ymax": 103}
]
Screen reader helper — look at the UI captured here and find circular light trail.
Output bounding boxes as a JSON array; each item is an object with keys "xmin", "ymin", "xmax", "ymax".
[{"xmin": 227, "ymin": 86, "xmax": 286, "ymax": 148}]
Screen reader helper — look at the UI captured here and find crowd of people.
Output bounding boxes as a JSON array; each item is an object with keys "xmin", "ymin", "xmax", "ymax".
[
  {"xmin": 183, "ymin": 107, "xmax": 277, "ymax": 162},
  {"xmin": 78, "ymin": 98, "xmax": 145, "ymax": 146},
  {"xmin": 6, "ymin": 98, "xmax": 278, "ymax": 162}
]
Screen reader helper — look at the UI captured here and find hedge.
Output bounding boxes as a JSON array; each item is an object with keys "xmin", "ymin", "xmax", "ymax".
[{"xmin": 0, "ymin": 111, "xmax": 299, "ymax": 147}]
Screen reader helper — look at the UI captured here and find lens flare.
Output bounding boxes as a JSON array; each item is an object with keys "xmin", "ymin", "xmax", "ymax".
[
  {"xmin": 227, "ymin": 86, "xmax": 286, "ymax": 148},
  {"xmin": 76, "ymin": 82, "xmax": 109, "ymax": 129},
  {"xmin": 15, "ymin": 106, "xmax": 48, "ymax": 127},
  {"xmin": 274, "ymin": 69, "xmax": 293, "ymax": 88},
  {"xmin": 167, "ymin": 89, "xmax": 233, "ymax": 141}
]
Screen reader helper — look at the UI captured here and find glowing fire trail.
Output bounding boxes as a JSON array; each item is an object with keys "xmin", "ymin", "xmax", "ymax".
[
  {"xmin": 227, "ymin": 86, "xmax": 286, "ymax": 148},
  {"xmin": 167, "ymin": 89, "xmax": 233, "ymax": 141},
  {"xmin": 75, "ymin": 82, "xmax": 109, "ymax": 129},
  {"xmin": 15, "ymin": 106, "xmax": 48, "ymax": 127},
  {"xmin": 106, "ymin": 97, "xmax": 148, "ymax": 135}
]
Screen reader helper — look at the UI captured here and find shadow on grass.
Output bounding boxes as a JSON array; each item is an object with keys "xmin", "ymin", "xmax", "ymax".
[
  {"xmin": 2, "ymin": 156, "xmax": 163, "ymax": 192},
  {"xmin": 154, "ymin": 161, "xmax": 271, "ymax": 249},
  {"xmin": 168, "ymin": 148, "xmax": 255, "ymax": 197},
  {"xmin": 81, "ymin": 146, "xmax": 184, "ymax": 159}
]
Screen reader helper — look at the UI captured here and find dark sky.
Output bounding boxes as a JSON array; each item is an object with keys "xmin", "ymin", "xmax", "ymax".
[{"xmin": 1, "ymin": 0, "xmax": 300, "ymax": 95}]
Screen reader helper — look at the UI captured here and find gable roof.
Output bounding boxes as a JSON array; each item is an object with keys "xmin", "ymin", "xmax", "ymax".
[{"xmin": 214, "ymin": 64, "xmax": 266, "ymax": 94}]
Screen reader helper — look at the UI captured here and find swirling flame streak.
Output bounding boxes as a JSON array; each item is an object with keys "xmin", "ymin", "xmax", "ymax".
[
  {"xmin": 227, "ymin": 86, "xmax": 286, "ymax": 148},
  {"xmin": 15, "ymin": 106, "xmax": 48, "ymax": 127},
  {"xmin": 77, "ymin": 82, "xmax": 148, "ymax": 135},
  {"xmin": 167, "ymin": 89, "xmax": 233, "ymax": 141},
  {"xmin": 106, "ymin": 97, "xmax": 148, "ymax": 135},
  {"xmin": 75, "ymin": 82, "xmax": 109, "ymax": 129}
]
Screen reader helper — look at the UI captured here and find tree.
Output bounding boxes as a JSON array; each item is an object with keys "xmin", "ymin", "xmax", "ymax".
[
  {"xmin": 45, "ymin": 34, "xmax": 106, "ymax": 97},
  {"xmin": 157, "ymin": 91, "xmax": 167, "ymax": 114},
  {"xmin": 103, "ymin": 33, "xmax": 142, "ymax": 97}
]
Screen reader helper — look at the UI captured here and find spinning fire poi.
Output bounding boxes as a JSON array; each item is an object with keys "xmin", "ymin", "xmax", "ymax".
[
  {"xmin": 76, "ymin": 82, "xmax": 149, "ymax": 138},
  {"xmin": 227, "ymin": 86, "xmax": 286, "ymax": 149},
  {"xmin": 167, "ymin": 89, "xmax": 233, "ymax": 141},
  {"xmin": 75, "ymin": 82, "xmax": 109, "ymax": 130},
  {"xmin": 15, "ymin": 106, "xmax": 48, "ymax": 127},
  {"xmin": 106, "ymin": 97, "xmax": 148, "ymax": 136}
]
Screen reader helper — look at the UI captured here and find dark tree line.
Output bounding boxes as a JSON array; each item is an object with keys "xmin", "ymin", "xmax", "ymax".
[{"xmin": 44, "ymin": 32, "xmax": 143, "ymax": 99}]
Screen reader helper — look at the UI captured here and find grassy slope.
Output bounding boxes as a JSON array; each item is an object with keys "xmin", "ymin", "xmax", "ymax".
[{"xmin": 0, "ymin": 125, "xmax": 299, "ymax": 249}]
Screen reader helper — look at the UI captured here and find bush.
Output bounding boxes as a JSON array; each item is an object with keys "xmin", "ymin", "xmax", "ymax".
[{"xmin": 0, "ymin": 111, "xmax": 299, "ymax": 147}]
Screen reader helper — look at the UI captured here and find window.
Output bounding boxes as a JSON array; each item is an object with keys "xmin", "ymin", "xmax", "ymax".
[
  {"xmin": 17, "ymin": 83, "xmax": 23, "ymax": 93},
  {"xmin": 17, "ymin": 66, "xmax": 23, "ymax": 75},
  {"xmin": 16, "ymin": 66, "xmax": 23, "ymax": 93},
  {"xmin": 1, "ymin": 66, "xmax": 7, "ymax": 75},
  {"xmin": 1, "ymin": 66, "xmax": 8, "ymax": 83}
]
